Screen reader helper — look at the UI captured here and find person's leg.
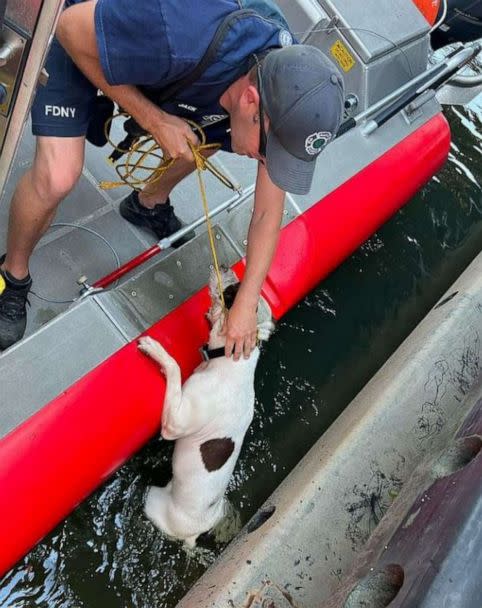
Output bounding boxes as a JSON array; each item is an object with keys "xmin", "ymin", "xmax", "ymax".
[
  {"xmin": 0, "ymin": 136, "xmax": 85, "ymax": 350},
  {"xmin": 2, "ymin": 135, "xmax": 85, "ymax": 279},
  {"xmin": 138, "ymin": 153, "xmax": 213, "ymax": 208},
  {"xmin": 0, "ymin": 20, "xmax": 97, "ymax": 349}
]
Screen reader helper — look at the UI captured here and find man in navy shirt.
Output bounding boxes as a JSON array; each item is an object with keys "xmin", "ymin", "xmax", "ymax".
[{"xmin": 0, "ymin": 0, "xmax": 344, "ymax": 357}]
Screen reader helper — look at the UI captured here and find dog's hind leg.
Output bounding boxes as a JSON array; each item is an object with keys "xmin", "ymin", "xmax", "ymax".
[
  {"xmin": 145, "ymin": 485, "xmax": 174, "ymax": 536},
  {"xmin": 183, "ymin": 534, "xmax": 198, "ymax": 548},
  {"xmin": 138, "ymin": 336, "xmax": 191, "ymax": 439}
]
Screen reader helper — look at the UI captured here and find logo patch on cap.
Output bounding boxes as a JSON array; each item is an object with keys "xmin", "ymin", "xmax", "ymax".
[
  {"xmin": 305, "ymin": 131, "xmax": 332, "ymax": 156},
  {"xmin": 279, "ymin": 29, "xmax": 293, "ymax": 47}
]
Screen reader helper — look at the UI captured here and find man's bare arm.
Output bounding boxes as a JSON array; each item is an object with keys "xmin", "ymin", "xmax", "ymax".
[
  {"xmin": 223, "ymin": 162, "xmax": 285, "ymax": 359},
  {"xmin": 56, "ymin": 1, "xmax": 197, "ymax": 159}
]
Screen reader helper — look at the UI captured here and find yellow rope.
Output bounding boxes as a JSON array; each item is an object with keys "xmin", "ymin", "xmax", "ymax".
[
  {"xmin": 188, "ymin": 140, "xmax": 226, "ymax": 312},
  {"xmin": 99, "ymin": 113, "xmax": 228, "ymax": 311}
]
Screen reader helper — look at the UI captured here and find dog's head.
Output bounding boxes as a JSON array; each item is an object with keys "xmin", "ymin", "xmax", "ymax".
[
  {"xmin": 207, "ymin": 267, "xmax": 274, "ymax": 342},
  {"xmin": 207, "ymin": 266, "xmax": 239, "ymax": 325}
]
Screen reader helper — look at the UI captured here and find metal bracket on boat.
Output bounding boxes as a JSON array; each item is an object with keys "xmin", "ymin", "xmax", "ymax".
[
  {"xmin": 360, "ymin": 117, "xmax": 382, "ymax": 137},
  {"xmin": 403, "ymin": 89, "xmax": 437, "ymax": 125},
  {"xmin": 405, "ymin": 89, "xmax": 436, "ymax": 115},
  {"xmin": 77, "ymin": 274, "xmax": 91, "ymax": 295},
  {"xmin": 324, "ymin": 14, "xmax": 339, "ymax": 35},
  {"xmin": 344, "ymin": 94, "xmax": 359, "ymax": 116},
  {"xmin": 77, "ymin": 275, "xmax": 104, "ymax": 300}
]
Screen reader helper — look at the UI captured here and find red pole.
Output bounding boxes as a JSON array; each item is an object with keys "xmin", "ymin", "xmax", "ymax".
[{"xmin": 93, "ymin": 244, "xmax": 161, "ymax": 289}]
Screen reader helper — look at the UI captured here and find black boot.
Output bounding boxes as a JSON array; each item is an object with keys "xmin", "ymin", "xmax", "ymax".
[
  {"xmin": 119, "ymin": 191, "xmax": 194, "ymax": 247},
  {"xmin": 0, "ymin": 255, "xmax": 32, "ymax": 351}
]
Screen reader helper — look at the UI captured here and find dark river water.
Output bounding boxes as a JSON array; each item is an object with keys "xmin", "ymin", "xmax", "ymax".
[{"xmin": 1, "ymin": 102, "xmax": 482, "ymax": 607}]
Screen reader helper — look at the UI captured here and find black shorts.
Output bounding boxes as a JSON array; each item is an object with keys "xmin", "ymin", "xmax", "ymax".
[{"xmin": 31, "ymin": 38, "xmax": 97, "ymax": 137}]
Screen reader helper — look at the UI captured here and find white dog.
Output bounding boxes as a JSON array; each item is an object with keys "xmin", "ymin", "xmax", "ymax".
[{"xmin": 138, "ymin": 268, "xmax": 274, "ymax": 546}]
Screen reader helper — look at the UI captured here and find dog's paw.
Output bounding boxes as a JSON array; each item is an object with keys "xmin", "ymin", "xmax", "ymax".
[
  {"xmin": 138, "ymin": 336, "xmax": 158, "ymax": 357},
  {"xmin": 138, "ymin": 336, "xmax": 173, "ymax": 368}
]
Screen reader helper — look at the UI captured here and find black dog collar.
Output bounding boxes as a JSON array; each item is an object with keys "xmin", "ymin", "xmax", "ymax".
[
  {"xmin": 200, "ymin": 345, "xmax": 226, "ymax": 361},
  {"xmin": 200, "ymin": 339, "xmax": 261, "ymax": 361}
]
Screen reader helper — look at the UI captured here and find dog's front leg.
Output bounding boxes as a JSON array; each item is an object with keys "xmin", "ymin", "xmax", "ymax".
[{"xmin": 138, "ymin": 336, "xmax": 189, "ymax": 440}]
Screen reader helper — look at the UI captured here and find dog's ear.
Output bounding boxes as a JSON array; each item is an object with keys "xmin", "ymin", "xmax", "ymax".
[
  {"xmin": 223, "ymin": 283, "xmax": 241, "ymax": 310},
  {"xmin": 256, "ymin": 298, "xmax": 275, "ymax": 341},
  {"xmin": 209, "ymin": 266, "xmax": 238, "ymax": 302},
  {"xmin": 209, "ymin": 267, "xmax": 220, "ymax": 301},
  {"xmin": 257, "ymin": 318, "xmax": 275, "ymax": 341}
]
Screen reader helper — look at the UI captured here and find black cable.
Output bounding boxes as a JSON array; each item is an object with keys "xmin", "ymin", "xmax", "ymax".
[{"xmin": 30, "ymin": 222, "xmax": 121, "ymax": 305}]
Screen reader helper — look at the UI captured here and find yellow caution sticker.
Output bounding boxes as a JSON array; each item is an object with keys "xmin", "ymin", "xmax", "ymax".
[
  {"xmin": 0, "ymin": 275, "xmax": 5, "ymax": 296},
  {"xmin": 330, "ymin": 40, "xmax": 356, "ymax": 73}
]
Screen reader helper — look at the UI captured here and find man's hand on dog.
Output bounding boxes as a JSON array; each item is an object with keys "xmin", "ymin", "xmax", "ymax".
[{"xmin": 221, "ymin": 299, "xmax": 257, "ymax": 360}]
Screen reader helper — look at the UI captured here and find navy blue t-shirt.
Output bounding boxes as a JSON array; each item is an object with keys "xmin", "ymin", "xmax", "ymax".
[{"xmin": 93, "ymin": 0, "xmax": 294, "ymax": 124}]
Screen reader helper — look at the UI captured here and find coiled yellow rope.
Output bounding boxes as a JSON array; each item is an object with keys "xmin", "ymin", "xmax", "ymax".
[
  {"xmin": 100, "ymin": 112, "xmax": 231, "ymax": 310},
  {"xmin": 98, "ymin": 112, "xmax": 238, "ymax": 193}
]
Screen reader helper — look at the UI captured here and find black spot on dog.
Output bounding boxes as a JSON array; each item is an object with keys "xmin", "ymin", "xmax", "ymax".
[
  {"xmin": 200, "ymin": 437, "xmax": 235, "ymax": 472},
  {"xmin": 223, "ymin": 284, "xmax": 240, "ymax": 309}
]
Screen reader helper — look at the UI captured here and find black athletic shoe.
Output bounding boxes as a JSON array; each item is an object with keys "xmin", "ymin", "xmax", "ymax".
[
  {"xmin": 0, "ymin": 255, "xmax": 32, "ymax": 351},
  {"xmin": 119, "ymin": 191, "xmax": 194, "ymax": 247}
]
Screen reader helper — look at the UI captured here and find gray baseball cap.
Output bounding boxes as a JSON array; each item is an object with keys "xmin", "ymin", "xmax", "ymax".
[{"xmin": 260, "ymin": 45, "xmax": 345, "ymax": 195}]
